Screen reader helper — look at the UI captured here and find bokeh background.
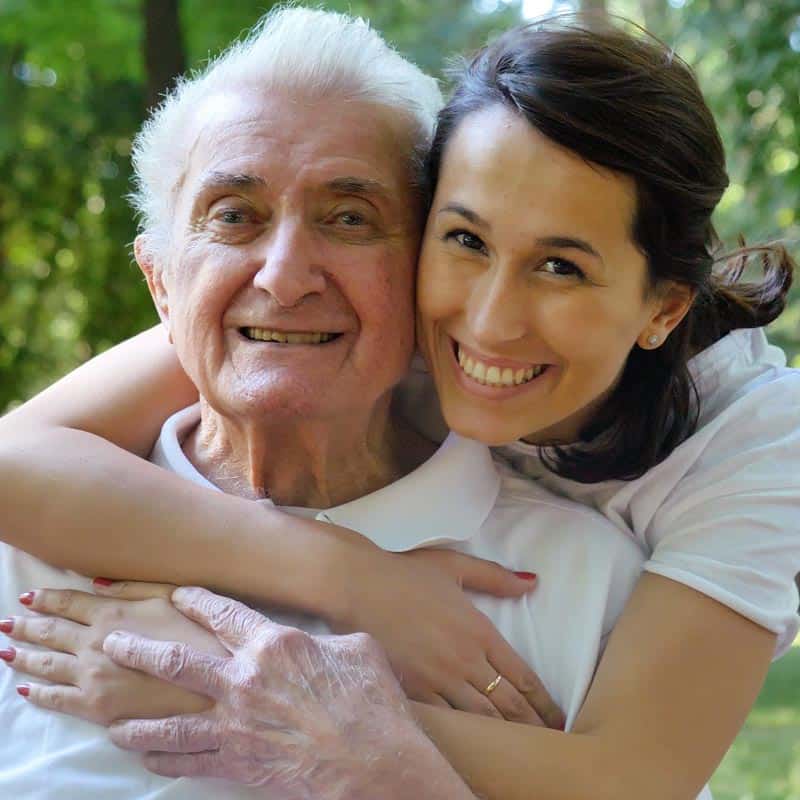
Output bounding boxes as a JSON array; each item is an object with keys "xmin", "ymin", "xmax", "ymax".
[{"xmin": 3, "ymin": 1, "xmax": 799, "ymax": 796}]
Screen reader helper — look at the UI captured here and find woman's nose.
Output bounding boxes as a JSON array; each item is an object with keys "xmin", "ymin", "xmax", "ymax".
[{"xmin": 466, "ymin": 265, "xmax": 528, "ymax": 346}]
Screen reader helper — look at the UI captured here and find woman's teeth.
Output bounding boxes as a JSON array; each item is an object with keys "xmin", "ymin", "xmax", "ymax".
[
  {"xmin": 243, "ymin": 328, "xmax": 336, "ymax": 344},
  {"xmin": 457, "ymin": 346, "xmax": 545, "ymax": 387}
]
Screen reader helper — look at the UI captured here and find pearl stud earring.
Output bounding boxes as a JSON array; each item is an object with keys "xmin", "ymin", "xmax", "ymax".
[{"xmin": 647, "ymin": 334, "xmax": 659, "ymax": 347}]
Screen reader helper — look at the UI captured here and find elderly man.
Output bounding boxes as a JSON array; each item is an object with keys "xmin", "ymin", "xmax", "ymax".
[{"xmin": 0, "ymin": 8, "xmax": 644, "ymax": 799}]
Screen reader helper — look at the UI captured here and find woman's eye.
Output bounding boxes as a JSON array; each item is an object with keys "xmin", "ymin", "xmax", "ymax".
[
  {"xmin": 449, "ymin": 230, "xmax": 487, "ymax": 253},
  {"xmin": 541, "ymin": 257, "xmax": 585, "ymax": 278}
]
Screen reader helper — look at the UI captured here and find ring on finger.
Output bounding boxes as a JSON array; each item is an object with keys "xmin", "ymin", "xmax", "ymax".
[{"xmin": 483, "ymin": 673, "xmax": 503, "ymax": 696}]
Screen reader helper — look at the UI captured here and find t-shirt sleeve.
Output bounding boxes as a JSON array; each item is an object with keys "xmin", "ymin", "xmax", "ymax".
[{"xmin": 644, "ymin": 374, "xmax": 800, "ymax": 658}]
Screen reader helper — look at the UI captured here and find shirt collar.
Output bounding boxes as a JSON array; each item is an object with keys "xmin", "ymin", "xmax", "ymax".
[
  {"xmin": 318, "ymin": 432, "xmax": 501, "ymax": 551},
  {"xmin": 152, "ymin": 404, "xmax": 501, "ymax": 552}
]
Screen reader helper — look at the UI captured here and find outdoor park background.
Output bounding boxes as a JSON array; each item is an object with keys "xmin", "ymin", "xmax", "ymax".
[{"xmin": 2, "ymin": 0, "xmax": 799, "ymax": 796}]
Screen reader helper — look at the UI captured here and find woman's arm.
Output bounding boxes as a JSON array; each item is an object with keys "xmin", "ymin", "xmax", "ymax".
[
  {"xmin": 414, "ymin": 573, "xmax": 774, "ymax": 800},
  {"xmin": 0, "ymin": 324, "xmax": 357, "ymax": 617},
  {"xmin": 0, "ymin": 326, "xmax": 555, "ymax": 723},
  {"xmin": 7, "ymin": 576, "xmax": 774, "ymax": 799}
]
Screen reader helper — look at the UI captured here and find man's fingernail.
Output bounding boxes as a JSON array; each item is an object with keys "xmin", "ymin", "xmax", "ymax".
[
  {"xmin": 93, "ymin": 577, "xmax": 115, "ymax": 587},
  {"xmin": 0, "ymin": 619, "xmax": 13, "ymax": 634},
  {"xmin": 514, "ymin": 572, "xmax": 537, "ymax": 581},
  {"xmin": 0, "ymin": 647, "xmax": 15, "ymax": 662},
  {"xmin": 18, "ymin": 592, "xmax": 34, "ymax": 606},
  {"xmin": 16, "ymin": 685, "xmax": 30, "ymax": 698}
]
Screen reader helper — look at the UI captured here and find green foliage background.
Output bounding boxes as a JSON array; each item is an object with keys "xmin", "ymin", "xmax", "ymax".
[{"xmin": 2, "ymin": 0, "xmax": 798, "ymax": 412}]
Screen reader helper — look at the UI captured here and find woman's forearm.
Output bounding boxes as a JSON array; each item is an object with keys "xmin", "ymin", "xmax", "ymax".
[
  {"xmin": 413, "ymin": 704, "xmax": 614, "ymax": 800},
  {"xmin": 0, "ymin": 426, "xmax": 370, "ymax": 621}
]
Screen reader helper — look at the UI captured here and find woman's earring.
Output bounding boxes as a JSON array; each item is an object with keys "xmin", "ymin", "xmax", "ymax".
[{"xmin": 646, "ymin": 334, "xmax": 659, "ymax": 347}]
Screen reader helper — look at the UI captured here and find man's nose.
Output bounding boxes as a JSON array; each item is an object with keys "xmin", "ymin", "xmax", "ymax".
[
  {"xmin": 467, "ymin": 264, "xmax": 528, "ymax": 346},
  {"xmin": 253, "ymin": 219, "xmax": 326, "ymax": 307}
]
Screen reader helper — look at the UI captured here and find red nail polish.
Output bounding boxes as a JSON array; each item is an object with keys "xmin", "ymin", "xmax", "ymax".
[
  {"xmin": 93, "ymin": 577, "xmax": 114, "ymax": 587},
  {"xmin": 514, "ymin": 571, "xmax": 537, "ymax": 581},
  {"xmin": 16, "ymin": 685, "xmax": 30, "ymax": 698},
  {"xmin": 0, "ymin": 648, "xmax": 15, "ymax": 662},
  {"xmin": 0, "ymin": 619, "xmax": 13, "ymax": 634},
  {"xmin": 18, "ymin": 592, "xmax": 34, "ymax": 607}
]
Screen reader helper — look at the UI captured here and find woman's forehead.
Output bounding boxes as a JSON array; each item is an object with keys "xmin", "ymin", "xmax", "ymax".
[{"xmin": 437, "ymin": 106, "xmax": 639, "ymax": 247}]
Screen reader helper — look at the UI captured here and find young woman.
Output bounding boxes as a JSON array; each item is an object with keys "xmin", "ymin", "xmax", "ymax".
[{"xmin": 1, "ymin": 17, "xmax": 797, "ymax": 800}]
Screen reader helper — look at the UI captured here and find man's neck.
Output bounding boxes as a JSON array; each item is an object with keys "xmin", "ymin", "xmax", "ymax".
[{"xmin": 182, "ymin": 396, "xmax": 436, "ymax": 509}]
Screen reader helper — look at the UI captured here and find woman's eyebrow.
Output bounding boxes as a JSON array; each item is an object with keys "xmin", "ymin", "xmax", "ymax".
[
  {"xmin": 438, "ymin": 204, "xmax": 603, "ymax": 263},
  {"xmin": 536, "ymin": 235, "xmax": 603, "ymax": 263},
  {"xmin": 437, "ymin": 203, "xmax": 490, "ymax": 229}
]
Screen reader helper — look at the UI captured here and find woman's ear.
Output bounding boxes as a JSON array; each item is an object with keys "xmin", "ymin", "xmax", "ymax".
[
  {"xmin": 134, "ymin": 235, "xmax": 172, "ymax": 339},
  {"xmin": 638, "ymin": 282, "xmax": 695, "ymax": 349}
]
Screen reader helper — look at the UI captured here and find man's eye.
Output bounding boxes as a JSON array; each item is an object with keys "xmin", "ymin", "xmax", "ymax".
[
  {"xmin": 541, "ymin": 258, "xmax": 585, "ymax": 279},
  {"xmin": 448, "ymin": 230, "xmax": 487, "ymax": 253},
  {"xmin": 337, "ymin": 212, "xmax": 366, "ymax": 226},
  {"xmin": 217, "ymin": 209, "xmax": 250, "ymax": 225}
]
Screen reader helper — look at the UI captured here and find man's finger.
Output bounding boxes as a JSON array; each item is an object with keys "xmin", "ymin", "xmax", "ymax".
[
  {"xmin": 171, "ymin": 587, "xmax": 277, "ymax": 651},
  {"xmin": 92, "ymin": 579, "xmax": 177, "ymax": 601},
  {"xmin": 103, "ymin": 632, "xmax": 227, "ymax": 699},
  {"xmin": 109, "ymin": 714, "xmax": 220, "ymax": 753},
  {"xmin": 142, "ymin": 750, "xmax": 224, "ymax": 779}
]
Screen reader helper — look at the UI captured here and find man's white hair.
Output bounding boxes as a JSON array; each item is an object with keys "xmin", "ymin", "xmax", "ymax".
[{"xmin": 130, "ymin": 5, "xmax": 443, "ymax": 257}]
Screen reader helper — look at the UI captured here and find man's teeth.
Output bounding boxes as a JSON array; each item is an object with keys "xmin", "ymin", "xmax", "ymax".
[
  {"xmin": 243, "ymin": 328, "xmax": 336, "ymax": 344},
  {"xmin": 457, "ymin": 346, "xmax": 545, "ymax": 387}
]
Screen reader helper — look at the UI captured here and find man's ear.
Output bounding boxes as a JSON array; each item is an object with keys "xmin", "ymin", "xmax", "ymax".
[
  {"xmin": 134, "ymin": 235, "xmax": 172, "ymax": 335},
  {"xmin": 638, "ymin": 282, "xmax": 695, "ymax": 350}
]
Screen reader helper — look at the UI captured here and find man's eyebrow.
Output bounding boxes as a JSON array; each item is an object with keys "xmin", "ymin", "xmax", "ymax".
[
  {"xmin": 326, "ymin": 176, "xmax": 391, "ymax": 199},
  {"xmin": 198, "ymin": 171, "xmax": 268, "ymax": 193}
]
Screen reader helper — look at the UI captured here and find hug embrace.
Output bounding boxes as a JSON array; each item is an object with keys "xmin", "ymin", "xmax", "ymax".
[{"xmin": 0, "ymin": 6, "xmax": 797, "ymax": 800}]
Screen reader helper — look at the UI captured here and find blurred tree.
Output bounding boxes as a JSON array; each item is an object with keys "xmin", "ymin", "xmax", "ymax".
[
  {"xmin": 143, "ymin": 0, "xmax": 186, "ymax": 109},
  {"xmin": 1, "ymin": 0, "xmax": 798, "ymax": 412}
]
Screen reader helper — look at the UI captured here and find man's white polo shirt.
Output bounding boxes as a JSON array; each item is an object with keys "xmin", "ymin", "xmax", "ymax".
[{"xmin": 0, "ymin": 404, "xmax": 646, "ymax": 799}]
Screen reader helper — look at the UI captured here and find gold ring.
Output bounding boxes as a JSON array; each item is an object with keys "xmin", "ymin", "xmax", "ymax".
[{"xmin": 484, "ymin": 674, "xmax": 503, "ymax": 695}]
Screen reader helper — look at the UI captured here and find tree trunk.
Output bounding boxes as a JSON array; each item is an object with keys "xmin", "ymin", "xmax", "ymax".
[{"xmin": 142, "ymin": 0, "xmax": 186, "ymax": 110}]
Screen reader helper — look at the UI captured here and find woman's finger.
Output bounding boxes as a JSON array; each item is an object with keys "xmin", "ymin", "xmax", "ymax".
[
  {"xmin": 410, "ymin": 549, "xmax": 537, "ymax": 598},
  {"xmin": 5, "ymin": 615, "xmax": 86, "ymax": 655},
  {"xmin": 473, "ymin": 668, "xmax": 545, "ymax": 726},
  {"xmin": 20, "ymin": 588, "xmax": 108, "ymax": 626},
  {"xmin": 486, "ymin": 642, "xmax": 565, "ymax": 730},
  {"xmin": 16, "ymin": 682, "xmax": 85, "ymax": 718},
  {"xmin": 2, "ymin": 645, "xmax": 79, "ymax": 685},
  {"xmin": 92, "ymin": 579, "xmax": 177, "ymax": 601},
  {"xmin": 438, "ymin": 681, "xmax": 504, "ymax": 719}
]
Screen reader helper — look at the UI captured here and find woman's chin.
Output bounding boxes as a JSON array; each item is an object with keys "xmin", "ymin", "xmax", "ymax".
[{"xmin": 443, "ymin": 406, "xmax": 523, "ymax": 447}]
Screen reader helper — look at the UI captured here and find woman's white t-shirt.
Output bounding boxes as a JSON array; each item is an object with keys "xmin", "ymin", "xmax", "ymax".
[{"xmin": 400, "ymin": 327, "xmax": 800, "ymax": 657}]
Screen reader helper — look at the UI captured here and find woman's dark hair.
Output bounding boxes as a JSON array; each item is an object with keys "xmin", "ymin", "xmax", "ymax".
[{"xmin": 427, "ymin": 19, "xmax": 795, "ymax": 483}]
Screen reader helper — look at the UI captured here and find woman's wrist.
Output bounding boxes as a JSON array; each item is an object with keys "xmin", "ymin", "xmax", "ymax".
[{"xmin": 225, "ymin": 505, "xmax": 377, "ymax": 625}]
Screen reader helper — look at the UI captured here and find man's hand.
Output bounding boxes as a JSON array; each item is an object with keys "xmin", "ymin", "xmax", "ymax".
[{"xmin": 103, "ymin": 587, "xmax": 474, "ymax": 800}]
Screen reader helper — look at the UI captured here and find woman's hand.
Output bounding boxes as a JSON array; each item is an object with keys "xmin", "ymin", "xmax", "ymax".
[
  {"xmin": 0, "ymin": 587, "xmax": 224, "ymax": 725},
  {"xmin": 338, "ymin": 546, "xmax": 564, "ymax": 729}
]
